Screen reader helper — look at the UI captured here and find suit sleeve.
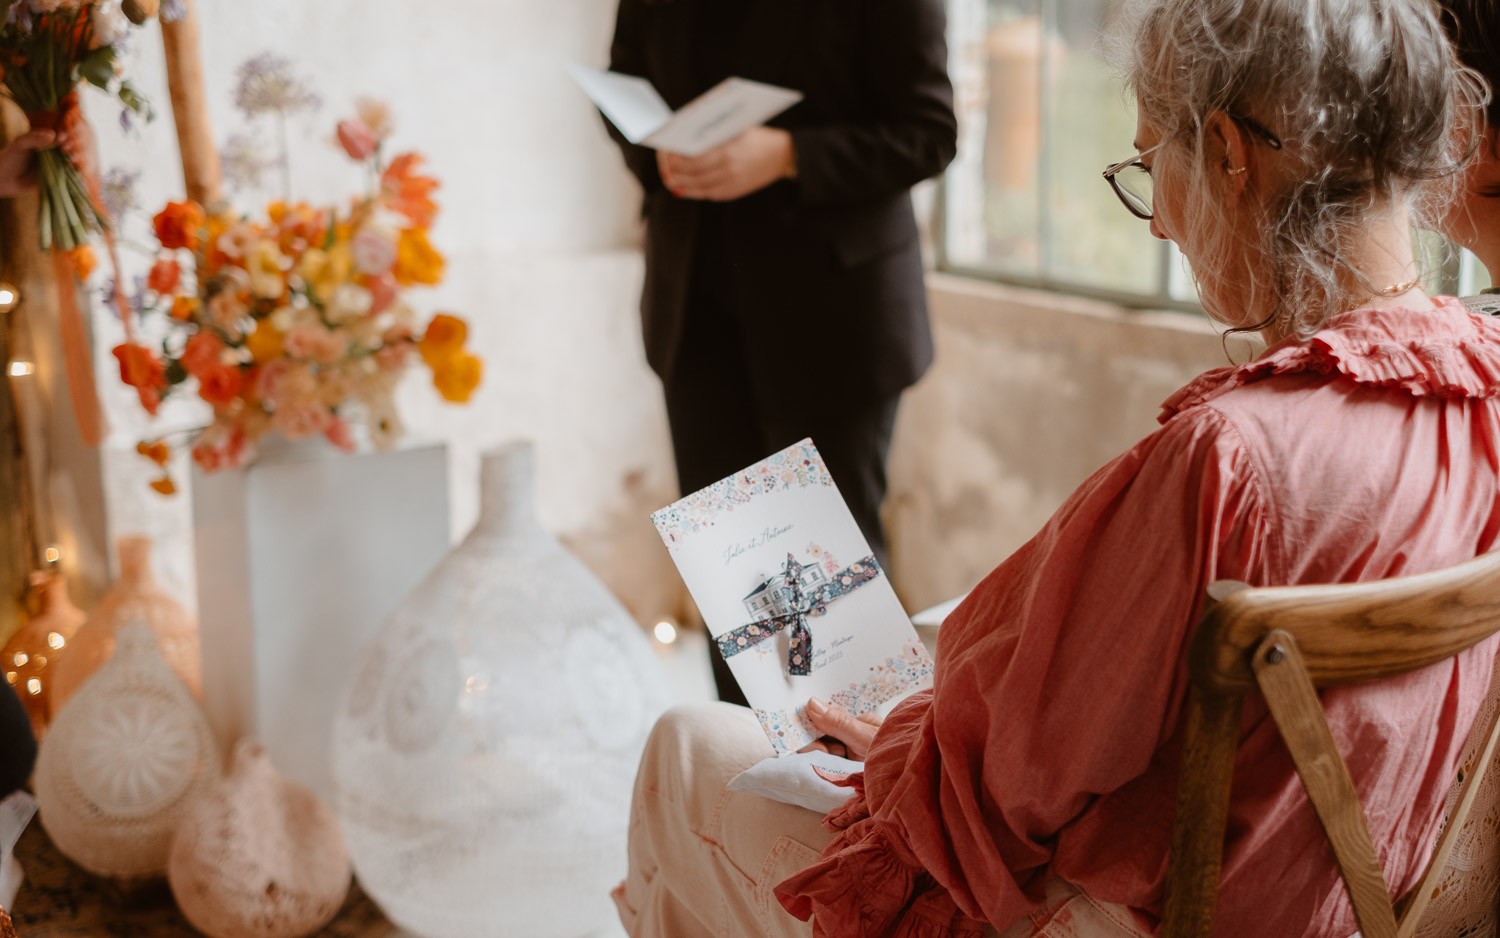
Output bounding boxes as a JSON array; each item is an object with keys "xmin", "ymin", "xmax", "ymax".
[
  {"xmin": 789, "ymin": 0, "xmax": 958, "ymax": 207},
  {"xmin": 604, "ymin": 0, "xmax": 665, "ymax": 196}
]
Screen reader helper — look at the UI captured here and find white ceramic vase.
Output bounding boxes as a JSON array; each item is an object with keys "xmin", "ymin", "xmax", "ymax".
[
  {"xmin": 35, "ymin": 622, "xmax": 219, "ymax": 879},
  {"xmin": 332, "ymin": 441, "xmax": 670, "ymax": 938}
]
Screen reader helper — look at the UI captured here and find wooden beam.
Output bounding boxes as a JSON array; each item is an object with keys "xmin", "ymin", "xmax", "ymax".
[
  {"xmin": 0, "ymin": 101, "xmax": 46, "ymax": 644},
  {"xmin": 161, "ymin": 0, "xmax": 222, "ymax": 206}
]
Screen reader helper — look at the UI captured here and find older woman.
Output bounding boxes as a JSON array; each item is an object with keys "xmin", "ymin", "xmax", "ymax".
[
  {"xmin": 1443, "ymin": 0, "xmax": 1500, "ymax": 313},
  {"xmin": 616, "ymin": 1, "xmax": 1500, "ymax": 936}
]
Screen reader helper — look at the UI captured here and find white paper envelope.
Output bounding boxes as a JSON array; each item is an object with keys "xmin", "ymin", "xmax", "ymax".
[
  {"xmin": 570, "ymin": 64, "xmax": 803, "ymax": 157},
  {"xmin": 652, "ymin": 440, "xmax": 935, "ymax": 754}
]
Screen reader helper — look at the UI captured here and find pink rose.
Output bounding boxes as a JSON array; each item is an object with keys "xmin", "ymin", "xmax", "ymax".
[
  {"xmin": 337, "ymin": 119, "xmax": 378, "ymax": 161},
  {"xmin": 352, "ymin": 229, "xmax": 397, "ymax": 276},
  {"xmin": 284, "ymin": 324, "xmax": 346, "ymax": 364},
  {"xmin": 324, "ymin": 417, "xmax": 357, "ymax": 453},
  {"xmin": 272, "ymin": 400, "xmax": 332, "ymax": 439}
]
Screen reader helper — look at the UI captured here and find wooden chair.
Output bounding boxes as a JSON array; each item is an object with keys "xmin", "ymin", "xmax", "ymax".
[{"xmin": 1161, "ymin": 552, "xmax": 1500, "ymax": 938}]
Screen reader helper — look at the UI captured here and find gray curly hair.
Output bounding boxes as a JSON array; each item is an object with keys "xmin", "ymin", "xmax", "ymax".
[{"xmin": 1106, "ymin": 0, "xmax": 1490, "ymax": 337}]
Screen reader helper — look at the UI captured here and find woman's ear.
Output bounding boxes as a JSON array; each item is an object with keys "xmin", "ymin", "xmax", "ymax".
[{"xmin": 1203, "ymin": 110, "xmax": 1253, "ymax": 200}]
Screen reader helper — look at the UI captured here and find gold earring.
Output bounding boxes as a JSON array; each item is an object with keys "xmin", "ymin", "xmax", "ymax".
[{"xmin": 1226, "ymin": 166, "xmax": 1247, "ymax": 176}]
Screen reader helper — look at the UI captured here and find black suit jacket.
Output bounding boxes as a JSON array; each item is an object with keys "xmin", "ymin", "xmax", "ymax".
[{"xmin": 605, "ymin": 0, "xmax": 957, "ymax": 407}]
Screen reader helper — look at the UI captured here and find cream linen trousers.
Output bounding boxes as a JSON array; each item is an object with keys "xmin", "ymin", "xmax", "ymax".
[{"xmin": 614, "ymin": 703, "xmax": 1151, "ymax": 938}]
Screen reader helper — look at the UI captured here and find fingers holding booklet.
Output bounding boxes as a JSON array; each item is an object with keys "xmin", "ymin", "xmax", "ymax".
[{"xmin": 651, "ymin": 439, "xmax": 935, "ymax": 756}]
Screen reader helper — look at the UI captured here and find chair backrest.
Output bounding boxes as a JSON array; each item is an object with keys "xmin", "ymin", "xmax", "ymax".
[{"xmin": 1161, "ymin": 552, "xmax": 1500, "ymax": 938}]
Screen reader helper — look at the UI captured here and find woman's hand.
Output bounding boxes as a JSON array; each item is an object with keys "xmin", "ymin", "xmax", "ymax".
[
  {"xmin": 658, "ymin": 127, "xmax": 796, "ymax": 202},
  {"xmin": 799, "ymin": 698, "xmax": 883, "ymax": 761},
  {"xmin": 0, "ymin": 130, "xmax": 57, "ymax": 198}
]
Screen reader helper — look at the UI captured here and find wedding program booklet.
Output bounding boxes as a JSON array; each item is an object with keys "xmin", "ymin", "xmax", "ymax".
[
  {"xmin": 652, "ymin": 440, "xmax": 935, "ymax": 754},
  {"xmin": 568, "ymin": 64, "xmax": 803, "ymax": 156}
]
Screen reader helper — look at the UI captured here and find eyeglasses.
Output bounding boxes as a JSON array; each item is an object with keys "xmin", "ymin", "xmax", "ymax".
[{"xmin": 1102, "ymin": 116, "xmax": 1285, "ymax": 221}]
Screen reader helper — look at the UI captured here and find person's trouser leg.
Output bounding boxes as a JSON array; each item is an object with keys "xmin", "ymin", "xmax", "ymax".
[{"xmin": 615, "ymin": 704, "xmax": 832, "ymax": 938}]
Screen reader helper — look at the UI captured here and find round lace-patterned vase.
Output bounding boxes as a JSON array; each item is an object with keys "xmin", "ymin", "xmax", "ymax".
[
  {"xmin": 169, "ymin": 738, "xmax": 350, "ymax": 937},
  {"xmin": 34, "ymin": 622, "xmax": 220, "ymax": 879},
  {"xmin": 49, "ymin": 536, "xmax": 202, "ymax": 713},
  {"xmin": 333, "ymin": 442, "xmax": 671, "ymax": 938}
]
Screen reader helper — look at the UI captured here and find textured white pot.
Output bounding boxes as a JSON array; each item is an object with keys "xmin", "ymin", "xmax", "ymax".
[{"xmin": 333, "ymin": 441, "xmax": 669, "ymax": 938}]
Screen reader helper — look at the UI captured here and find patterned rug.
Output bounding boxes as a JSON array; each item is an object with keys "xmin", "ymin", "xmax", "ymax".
[{"xmin": 7, "ymin": 824, "xmax": 402, "ymax": 936}]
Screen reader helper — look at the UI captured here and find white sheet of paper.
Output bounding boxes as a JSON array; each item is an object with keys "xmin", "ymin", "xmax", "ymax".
[
  {"xmin": 570, "ymin": 65, "xmax": 803, "ymax": 156},
  {"xmin": 653, "ymin": 440, "xmax": 934, "ymax": 755},
  {"xmin": 566, "ymin": 64, "xmax": 672, "ymax": 144},
  {"xmin": 913, "ymin": 594, "xmax": 968, "ymax": 628}
]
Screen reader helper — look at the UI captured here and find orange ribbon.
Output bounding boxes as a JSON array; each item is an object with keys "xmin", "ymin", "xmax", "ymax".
[{"xmin": 25, "ymin": 93, "xmax": 135, "ymax": 448}]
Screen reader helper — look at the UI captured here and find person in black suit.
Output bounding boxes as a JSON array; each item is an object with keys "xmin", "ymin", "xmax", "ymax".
[{"xmin": 604, "ymin": 0, "xmax": 957, "ymax": 705}]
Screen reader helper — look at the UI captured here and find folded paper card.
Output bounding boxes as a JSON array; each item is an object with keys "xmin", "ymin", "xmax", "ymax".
[
  {"xmin": 568, "ymin": 64, "xmax": 803, "ymax": 157},
  {"xmin": 652, "ymin": 440, "xmax": 935, "ymax": 754}
]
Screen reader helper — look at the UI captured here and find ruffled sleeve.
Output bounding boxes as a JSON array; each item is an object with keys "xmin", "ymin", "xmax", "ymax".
[{"xmin": 776, "ymin": 404, "xmax": 1275, "ymax": 935}]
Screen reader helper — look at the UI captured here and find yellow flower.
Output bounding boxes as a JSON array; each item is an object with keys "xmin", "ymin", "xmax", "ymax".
[
  {"xmin": 244, "ymin": 322, "xmax": 286, "ymax": 363},
  {"xmin": 297, "ymin": 244, "xmax": 353, "ymax": 302},
  {"xmin": 393, "ymin": 227, "xmax": 445, "ymax": 286},
  {"xmin": 170, "ymin": 295, "xmax": 200, "ymax": 321},
  {"xmin": 433, "ymin": 351, "xmax": 482, "ymax": 404}
]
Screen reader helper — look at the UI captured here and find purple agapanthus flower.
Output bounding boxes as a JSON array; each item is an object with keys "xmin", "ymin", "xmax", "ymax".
[
  {"xmin": 99, "ymin": 167, "xmax": 140, "ymax": 221},
  {"xmin": 232, "ymin": 53, "xmax": 320, "ymax": 119},
  {"xmin": 160, "ymin": 0, "xmax": 186, "ymax": 22}
]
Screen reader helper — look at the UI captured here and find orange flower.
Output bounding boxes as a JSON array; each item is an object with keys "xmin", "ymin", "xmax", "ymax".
[
  {"xmin": 147, "ymin": 257, "xmax": 181, "ymax": 294},
  {"xmin": 67, "ymin": 245, "xmax": 97, "ymax": 279},
  {"xmin": 150, "ymin": 476, "xmax": 178, "ymax": 496},
  {"xmin": 381, "ymin": 153, "xmax": 439, "ymax": 228},
  {"xmin": 113, "ymin": 343, "xmax": 167, "ymax": 415},
  {"xmin": 181, "ymin": 331, "xmax": 224, "ymax": 377},
  {"xmin": 419, "ymin": 313, "xmax": 467, "ymax": 367},
  {"xmin": 244, "ymin": 322, "xmax": 286, "ymax": 363},
  {"xmin": 197, "ymin": 362, "xmax": 244, "ymax": 408},
  {"xmin": 170, "ymin": 295, "xmax": 200, "ymax": 321},
  {"xmin": 153, "ymin": 200, "xmax": 206, "ymax": 251},
  {"xmin": 393, "ymin": 227, "xmax": 444, "ymax": 286},
  {"xmin": 433, "ymin": 351, "xmax": 482, "ymax": 404},
  {"xmin": 136, "ymin": 440, "xmax": 171, "ymax": 466}
]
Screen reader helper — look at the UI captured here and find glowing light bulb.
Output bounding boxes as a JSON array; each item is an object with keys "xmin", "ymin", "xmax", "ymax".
[
  {"xmin": 653, "ymin": 620, "xmax": 679, "ymax": 644},
  {"xmin": 12, "ymin": 652, "xmax": 26, "ymax": 668},
  {"xmin": 26, "ymin": 678, "xmax": 40, "ymax": 695},
  {"xmin": 44, "ymin": 546, "xmax": 60, "ymax": 564},
  {"xmin": 33, "ymin": 655, "xmax": 45, "ymax": 668},
  {"xmin": 47, "ymin": 632, "xmax": 65, "ymax": 649},
  {"xmin": 8, "ymin": 361, "xmax": 34, "ymax": 377},
  {"xmin": 4, "ymin": 672, "xmax": 15, "ymax": 684},
  {"xmin": 0, "ymin": 283, "xmax": 17, "ymax": 314}
]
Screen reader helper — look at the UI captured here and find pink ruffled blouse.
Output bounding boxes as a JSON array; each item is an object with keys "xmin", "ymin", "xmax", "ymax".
[{"xmin": 776, "ymin": 298, "xmax": 1500, "ymax": 937}]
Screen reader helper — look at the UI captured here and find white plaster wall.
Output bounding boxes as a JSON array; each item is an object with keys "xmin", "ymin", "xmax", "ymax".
[
  {"xmin": 885, "ymin": 275, "xmax": 1258, "ymax": 612},
  {"xmin": 83, "ymin": 0, "xmax": 689, "ymax": 627}
]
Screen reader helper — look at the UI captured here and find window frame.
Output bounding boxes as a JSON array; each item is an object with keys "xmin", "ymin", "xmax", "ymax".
[{"xmin": 933, "ymin": 0, "xmax": 1480, "ymax": 311}]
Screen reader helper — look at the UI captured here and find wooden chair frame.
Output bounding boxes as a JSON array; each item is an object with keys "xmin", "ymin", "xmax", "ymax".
[{"xmin": 1161, "ymin": 553, "xmax": 1500, "ymax": 938}]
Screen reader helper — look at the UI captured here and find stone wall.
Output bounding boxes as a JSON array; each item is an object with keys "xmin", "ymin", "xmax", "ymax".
[{"xmin": 885, "ymin": 275, "xmax": 1255, "ymax": 613}]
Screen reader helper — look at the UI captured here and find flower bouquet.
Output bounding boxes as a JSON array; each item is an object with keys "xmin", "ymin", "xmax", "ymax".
[
  {"xmin": 0, "ymin": 0, "xmax": 159, "ymax": 250},
  {"xmin": 116, "ymin": 98, "xmax": 482, "ymax": 494}
]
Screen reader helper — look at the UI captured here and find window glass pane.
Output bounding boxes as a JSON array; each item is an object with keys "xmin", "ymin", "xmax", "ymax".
[
  {"xmin": 944, "ymin": 0, "xmax": 1044, "ymax": 278},
  {"xmin": 1042, "ymin": 0, "xmax": 1161, "ymax": 295},
  {"xmin": 1461, "ymin": 249, "xmax": 1494, "ymax": 295}
]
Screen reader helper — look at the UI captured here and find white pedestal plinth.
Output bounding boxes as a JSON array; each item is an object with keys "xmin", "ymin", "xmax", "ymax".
[{"xmin": 192, "ymin": 441, "xmax": 449, "ymax": 799}]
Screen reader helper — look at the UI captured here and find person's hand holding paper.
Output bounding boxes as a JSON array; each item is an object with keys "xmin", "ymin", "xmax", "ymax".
[
  {"xmin": 569, "ymin": 64, "xmax": 802, "ymax": 157},
  {"xmin": 656, "ymin": 127, "xmax": 796, "ymax": 202}
]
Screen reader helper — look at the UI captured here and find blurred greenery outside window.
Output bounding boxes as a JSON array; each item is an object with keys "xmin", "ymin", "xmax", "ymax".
[{"xmin": 938, "ymin": 0, "xmax": 1491, "ymax": 313}]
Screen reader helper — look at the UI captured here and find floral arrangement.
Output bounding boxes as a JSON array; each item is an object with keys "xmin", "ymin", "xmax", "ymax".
[
  {"xmin": 0, "ymin": 0, "xmax": 163, "ymax": 250},
  {"xmin": 114, "ymin": 64, "xmax": 481, "ymax": 494}
]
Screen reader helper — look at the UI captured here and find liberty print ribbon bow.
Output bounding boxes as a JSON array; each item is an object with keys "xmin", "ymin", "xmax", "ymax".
[{"xmin": 719, "ymin": 552, "xmax": 882, "ymax": 676}]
